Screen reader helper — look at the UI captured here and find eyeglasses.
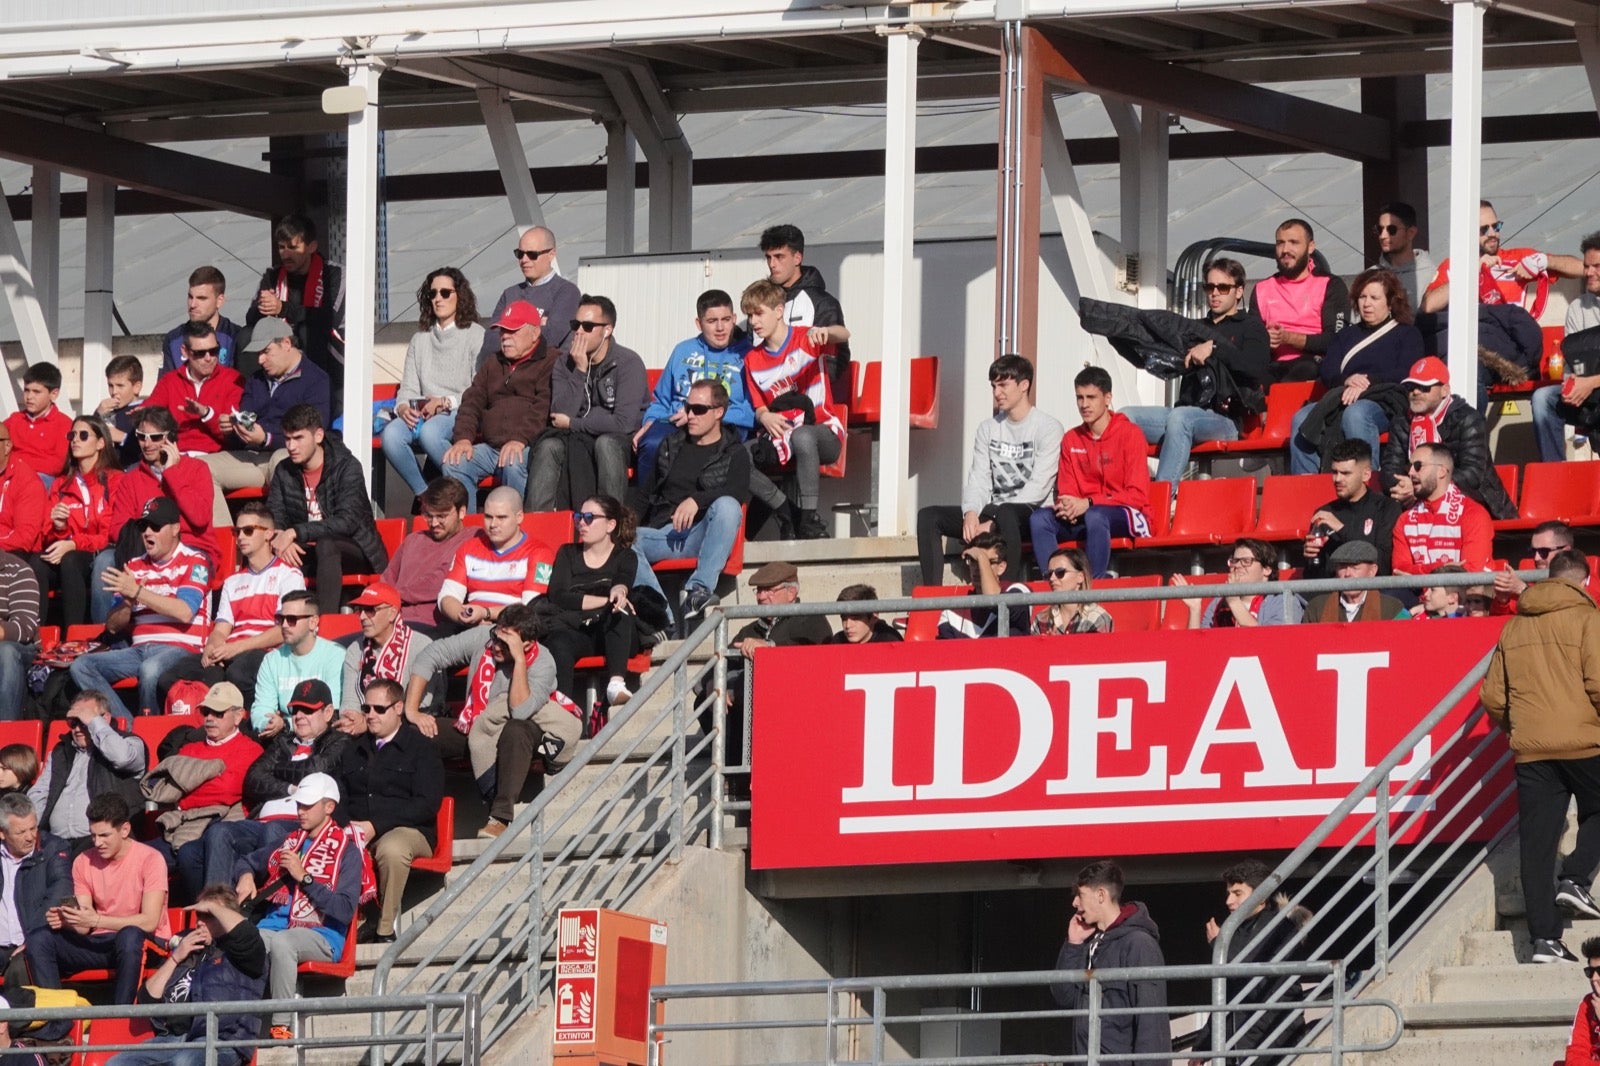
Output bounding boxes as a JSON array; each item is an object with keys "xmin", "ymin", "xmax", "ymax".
[
  {"xmin": 1480, "ymin": 221, "xmax": 1504, "ymax": 236},
  {"xmin": 1404, "ymin": 383, "xmax": 1433, "ymax": 393},
  {"xmin": 568, "ymin": 320, "xmax": 605, "ymax": 333},
  {"xmin": 1462, "ymin": 596, "xmax": 1493, "ymax": 610},
  {"xmin": 1047, "ymin": 567, "xmax": 1080, "ymax": 580},
  {"xmin": 1409, "ymin": 461, "xmax": 1436, "ymax": 471},
  {"xmin": 353, "ymin": 603, "xmax": 391, "ymax": 615},
  {"xmin": 427, "ymin": 287, "xmax": 455, "ymax": 300},
  {"xmin": 361, "ymin": 701, "xmax": 398, "ymax": 714},
  {"xmin": 573, "ymin": 511, "xmax": 602, "ymax": 525},
  {"xmin": 1200, "ymin": 282, "xmax": 1237, "ymax": 294},
  {"xmin": 1585, "ymin": 965, "xmax": 1600, "ymax": 978},
  {"xmin": 683, "ymin": 402, "xmax": 723, "ymax": 415},
  {"xmin": 513, "ymin": 248, "xmax": 553, "ymax": 261},
  {"xmin": 275, "ymin": 613, "xmax": 316, "ymax": 625},
  {"xmin": 134, "ymin": 431, "xmax": 168, "ymax": 443},
  {"xmin": 1531, "ymin": 545, "xmax": 1562, "ymax": 558},
  {"xmin": 235, "ymin": 525, "xmax": 269, "ymax": 536},
  {"xmin": 1373, "ymin": 223, "xmax": 1402, "ymax": 236},
  {"xmin": 70, "ymin": 430, "xmax": 97, "ymax": 442},
  {"xmin": 200, "ymin": 709, "xmax": 230, "ymax": 719},
  {"xmin": 186, "ymin": 346, "xmax": 220, "ymax": 359},
  {"xmin": 1226, "ymin": 557, "xmax": 1260, "ymax": 569}
]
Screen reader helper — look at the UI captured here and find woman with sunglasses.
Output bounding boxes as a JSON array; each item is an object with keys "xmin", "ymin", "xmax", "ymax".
[
  {"xmin": 380, "ymin": 267, "xmax": 486, "ymax": 499},
  {"xmin": 1031, "ymin": 548, "xmax": 1112, "ymax": 636},
  {"xmin": 30, "ymin": 416, "xmax": 122, "ymax": 627},
  {"xmin": 1288, "ymin": 267, "xmax": 1423, "ymax": 476},
  {"xmin": 542, "ymin": 495, "xmax": 642, "ymax": 707}
]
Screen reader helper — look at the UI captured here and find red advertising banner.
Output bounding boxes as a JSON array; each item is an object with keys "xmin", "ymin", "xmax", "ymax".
[{"xmin": 750, "ymin": 618, "xmax": 1510, "ymax": 870}]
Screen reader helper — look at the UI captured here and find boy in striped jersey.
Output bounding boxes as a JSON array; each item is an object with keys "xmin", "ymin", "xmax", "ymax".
[
  {"xmin": 437, "ymin": 486, "xmax": 553, "ymax": 631},
  {"xmin": 71, "ymin": 498, "xmax": 212, "ymax": 718}
]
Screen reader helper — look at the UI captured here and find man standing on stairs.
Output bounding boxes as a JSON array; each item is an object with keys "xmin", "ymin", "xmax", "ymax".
[{"xmin": 1481, "ymin": 549, "xmax": 1600, "ymax": 964}]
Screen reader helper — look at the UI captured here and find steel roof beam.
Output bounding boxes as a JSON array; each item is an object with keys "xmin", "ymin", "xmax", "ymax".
[
  {"xmin": 0, "ymin": 112, "xmax": 298, "ymax": 218},
  {"xmin": 1197, "ymin": 40, "xmax": 1578, "ymax": 80},
  {"xmin": 1031, "ymin": 26, "xmax": 1391, "ymax": 161},
  {"xmin": 1496, "ymin": 0, "xmax": 1599, "ymax": 27},
  {"xmin": 392, "ymin": 57, "xmax": 615, "ymax": 119}
]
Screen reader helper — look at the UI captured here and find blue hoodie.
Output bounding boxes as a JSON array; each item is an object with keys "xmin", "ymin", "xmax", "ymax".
[{"xmin": 644, "ymin": 334, "xmax": 755, "ymax": 431}]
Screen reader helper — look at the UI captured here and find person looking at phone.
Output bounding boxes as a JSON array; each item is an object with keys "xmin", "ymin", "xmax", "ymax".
[
  {"xmin": 23, "ymin": 794, "xmax": 169, "ymax": 1022},
  {"xmin": 146, "ymin": 322, "xmax": 245, "ymax": 529}
]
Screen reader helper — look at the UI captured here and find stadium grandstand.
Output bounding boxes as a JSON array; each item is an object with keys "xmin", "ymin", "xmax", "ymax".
[{"xmin": 1, "ymin": 0, "xmax": 1600, "ymax": 1063}]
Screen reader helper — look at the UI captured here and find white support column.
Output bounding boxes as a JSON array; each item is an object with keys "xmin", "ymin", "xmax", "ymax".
[
  {"xmin": 30, "ymin": 167, "xmax": 59, "ymax": 346},
  {"xmin": 478, "ymin": 86, "xmax": 546, "ymax": 237},
  {"xmin": 80, "ymin": 178, "xmax": 115, "ymax": 418},
  {"xmin": 1446, "ymin": 0, "xmax": 1486, "ymax": 400},
  {"xmin": 877, "ymin": 28, "xmax": 920, "ymax": 537},
  {"xmin": 342, "ymin": 58, "xmax": 384, "ymax": 492},
  {"xmin": 0, "ymin": 185, "xmax": 49, "ymax": 416},
  {"xmin": 1135, "ymin": 106, "xmax": 1169, "ymax": 311},
  {"xmin": 605, "ymin": 121, "xmax": 637, "ymax": 256},
  {"xmin": 1041, "ymin": 103, "xmax": 1113, "ymax": 306},
  {"xmin": 1103, "ymin": 101, "xmax": 1141, "ymax": 258}
]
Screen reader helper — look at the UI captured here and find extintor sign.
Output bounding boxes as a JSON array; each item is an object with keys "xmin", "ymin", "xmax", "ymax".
[{"xmin": 553, "ymin": 907, "xmax": 668, "ymax": 1064}]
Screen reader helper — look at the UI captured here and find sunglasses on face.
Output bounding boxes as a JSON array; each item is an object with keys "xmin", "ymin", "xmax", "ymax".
[
  {"xmin": 200, "ymin": 709, "xmax": 229, "ymax": 719},
  {"xmin": 1201, "ymin": 282, "xmax": 1237, "ymax": 294},
  {"xmin": 1585, "ymin": 966, "xmax": 1600, "ymax": 978},
  {"xmin": 1373, "ymin": 223, "xmax": 1403, "ymax": 236},
  {"xmin": 573, "ymin": 512, "xmax": 603, "ymax": 525},
  {"xmin": 1409, "ymin": 461, "xmax": 1435, "ymax": 471},
  {"xmin": 1480, "ymin": 221, "xmax": 1504, "ymax": 235},
  {"xmin": 427, "ymin": 287, "xmax": 455, "ymax": 300},
  {"xmin": 1531, "ymin": 546, "xmax": 1560, "ymax": 558},
  {"xmin": 1047, "ymin": 567, "xmax": 1080, "ymax": 580},
  {"xmin": 235, "ymin": 525, "xmax": 269, "ymax": 536},
  {"xmin": 513, "ymin": 248, "xmax": 553, "ymax": 261},
  {"xmin": 568, "ymin": 320, "xmax": 605, "ymax": 333},
  {"xmin": 275, "ymin": 613, "xmax": 315, "ymax": 624},
  {"xmin": 288, "ymin": 706, "xmax": 323, "ymax": 717},
  {"xmin": 70, "ymin": 430, "xmax": 97, "ymax": 442},
  {"xmin": 134, "ymin": 431, "xmax": 168, "ymax": 443},
  {"xmin": 683, "ymin": 402, "xmax": 723, "ymax": 415},
  {"xmin": 186, "ymin": 346, "xmax": 220, "ymax": 359},
  {"xmin": 361, "ymin": 701, "xmax": 398, "ymax": 714}
]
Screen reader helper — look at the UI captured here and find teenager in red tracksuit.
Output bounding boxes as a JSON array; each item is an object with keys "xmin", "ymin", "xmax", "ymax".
[
  {"xmin": 1391, "ymin": 441, "xmax": 1492, "ymax": 575},
  {"xmin": 1028, "ymin": 366, "xmax": 1151, "ymax": 578}
]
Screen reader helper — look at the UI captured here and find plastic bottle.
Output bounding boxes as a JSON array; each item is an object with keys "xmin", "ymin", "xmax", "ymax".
[{"xmin": 1549, "ymin": 348, "xmax": 1565, "ymax": 381}]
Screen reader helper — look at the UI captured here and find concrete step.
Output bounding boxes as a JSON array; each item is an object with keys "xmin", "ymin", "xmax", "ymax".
[
  {"xmin": 1430, "ymin": 960, "xmax": 1587, "ymax": 1003},
  {"xmin": 1405, "ymin": 998, "xmax": 1574, "ymax": 1029},
  {"xmin": 1458, "ymin": 918, "xmax": 1600, "ymax": 967},
  {"xmin": 1363, "ymin": 1026, "xmax": 1573, "ymax": 1066}
]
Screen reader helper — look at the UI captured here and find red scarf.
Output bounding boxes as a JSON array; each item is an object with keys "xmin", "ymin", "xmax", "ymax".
[
  {"xmin": 265, "ymin": 819, "xmax": 377, "ymax": 927},
  {"xmin": 1210, "ymin": 594, "xmax": 1265, "ymax": 627},
  {"xmin": 456, "ymin": 640, "xmax": 540, "ymax": 734},
  {"xmin": 361, "ymin": 623, "xmax": 414, "ymax": 691},
  {"xmin": 276, "ymin": 254, "xmax": 326, "ymax": 309},
  {"xmin": 1408, "ymin": 396, "xmax": 1450, "ymax": 452}
]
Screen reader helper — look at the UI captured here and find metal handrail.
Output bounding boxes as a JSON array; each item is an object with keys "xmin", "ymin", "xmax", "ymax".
[{"xmin": 369, "ymin": 567, "xmax": 1523, "ymax": 1062}]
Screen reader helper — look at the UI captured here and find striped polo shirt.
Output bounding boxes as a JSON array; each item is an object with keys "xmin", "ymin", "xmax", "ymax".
[
  {"xmin": 121, "ymin": 543, "xmax": 212, "ymax": 649},
  {"xmin": 439, "ymin": 530, "xmax": 553, "ymax": 610}
]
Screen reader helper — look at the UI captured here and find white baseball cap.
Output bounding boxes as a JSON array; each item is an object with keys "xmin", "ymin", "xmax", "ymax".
[{"xmin": 290, "ymin": 772, "xmax": 340, "ymax": 807}]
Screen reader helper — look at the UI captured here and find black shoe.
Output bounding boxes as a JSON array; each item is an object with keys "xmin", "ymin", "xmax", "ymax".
[
  {"xmin": 358, "ymin": 919, "xmax": 396, "ymax": 945},
  {"xmin": 1557, "ymin": 878, "xmax": 1600, "ymax": 919},
  {"xmin": 1531, "ymin": 937, "xmax": 1579, "ymax": 963},
  {"xmin": 797, "ymin": 509, "xmax": 830, "ymax": 539},
  {"xmin": 679, "ymin": 585, "xmax": 719, "ymax": 638},
  {"xmin": 773, "ymin": 504, "xmax": 796, "ymax": 540}
]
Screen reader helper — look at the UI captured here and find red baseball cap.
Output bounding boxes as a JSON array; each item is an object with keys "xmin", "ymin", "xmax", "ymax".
[
  {"xmin": 1403, "ymin": 356, "xmax": 1450, "ymax": 387},
  {"xmin": 348, "ymin": 582, "xmax": 401, "ymax": 610},
  {"xmin": 493, "ymin": 300, "xmax": 546, "ymax": 332}
]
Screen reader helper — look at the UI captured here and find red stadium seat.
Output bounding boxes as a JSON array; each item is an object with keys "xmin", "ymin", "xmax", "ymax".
[
  {"xmin": 1494, "ymin": 461, "xmax": 1600, "ymax": 532},
  {"xmin": 299, "ymin": 913, "xmax": 359, "ymax": 980},
  {"xmin": 318, "ymin": 614, "xmax": 362, "ymax": 641},
  {"xmin": 447, "ymin": 511, "xmax": 575, "ymax": 550},
  {"xmin": 1049, "ymin": 482, "xmax": 1172, "ymax": 556},
  {"xmin": 1198, "ymin": 380, "xmax": 1317, "ymax": 456},
  {"xmin": 651, "ymin": 508, "xmax": 746, "ymax": 579},
  {"xmin": 904, "ymin": 585, "xmax": 965, "ymax": 642},
  {"xmin": 0, "ymin": 721, "xmax": 41, "ymax": 755},
  {"xmin": 1496, "ymin": 463, "xmax": 1520, "ymax": 509},
  {"xmin": 821, "ymin": 406, "xmax": 848, "ymax": 478},
  {"xmin": 1091, "ymin": 574, "xmax": 1162, "ymax": 632},
  {"xmin": 45, "ymin": 719, "xmax": 70, "ymax": 754},
  {"xmin": 132, "ymin": 717, "xmax": 190, "ymax": 764},
  {"xmin": 1141, "ymin": 478, "xmax": 1257, "ymax": 549},
  {"xmin": 408, "ymin": 795, "xmax": 455, "ymax": 874},
  {"xmin": 210, "ymin": 527, "xmax": 238, "ymax": 591},
  {"xmin": 1251, "ymin": 474, "xmax": 1332, "ymax": 541},
  {"xmin": 848, "ymin": 357, "xmax": 941, "ymax": 430},
  {"xmin": 1161, "ymin": 572, "xmax": 1231, "ymax": 629},
  {"xmin": 81, "ymin": 1013, "xmax": 156, "ymax": 1064}
]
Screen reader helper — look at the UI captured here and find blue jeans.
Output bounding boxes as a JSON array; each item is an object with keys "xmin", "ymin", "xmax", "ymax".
[
  {"xmin": 0, "ymin": 642, "xmax": 35, "ymax": 720},
  {"xmin": 149, "ymin": 836, "xmax": 206, "ymax": 904},
  {"xmin": 380, "ymin": 410, "xmax": 458, "ymax": 497},
  {"xmin": 29, "ymin": 925, "xmax": 148, "ymax": 1009},
  {"xmin": 1532, "ymin": 384, "xmax": 1570, "ymax": 463},
  {"xmin": 443, "ymin": 442, "xmax": 528, "ymax": 512},
  {"xmin": 90, "ymin": 548, "xmax": 117, "ymax": 623},
  {"xmin": 1122, "ymin": 405, "xmax": 1239, "ymax": 484},
  {"xmin": 633, "ymin": 496, "xmax": 741, "ymax": 594},
  {"xmin": 1289, "ymin": 398, "xmax": 1385, "ymax": 474},
  {"xmin": 1028, "ymin": 504, "xmax": 1131, "ymax": 578},
  {"xmin": 69, "ymin": 642, "xmax": 196, "ymax": 718},
  {"xmin": 106, "ymin": 1033, "xmax": 249, "ymax": 1066},
  {"xmin": 201, "ymin": 817, "xmax": 294, "ymax": 887},
  {"xmin": 631, "ymin": 549, "xmax": 665, "ymax": 600},
  {"xmin": 632, "ymin": 421, "xmax": 677, "ymax": 489}
]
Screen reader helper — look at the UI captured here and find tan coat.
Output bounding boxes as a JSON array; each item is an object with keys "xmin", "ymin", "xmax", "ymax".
[{"xmin": 1480, "ymin": 578, "xmax": 1600, "ymax": 762}]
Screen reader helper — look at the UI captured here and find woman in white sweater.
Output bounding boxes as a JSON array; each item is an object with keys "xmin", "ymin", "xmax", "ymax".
[{"xmin": 381, "ymin": 267, "xmax": 488, "ymax": 496}]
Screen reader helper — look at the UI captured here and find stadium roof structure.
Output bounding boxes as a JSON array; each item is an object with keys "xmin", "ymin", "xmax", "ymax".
[{"xmin": 0, "ymin": 0, "xmax": 1597, "ymax": 529}]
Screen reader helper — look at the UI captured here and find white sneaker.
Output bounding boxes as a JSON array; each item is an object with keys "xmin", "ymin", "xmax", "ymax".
[{"xmin": 606, "ymin": 677, "xmax": 633, "ymax": 705}]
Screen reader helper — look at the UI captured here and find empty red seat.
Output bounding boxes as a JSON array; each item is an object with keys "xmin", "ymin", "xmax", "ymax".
[
  {"xmin": 1252, "ymin": 474, "xmax": 1331, "ymax": 541},
  {"xmin": 1494, "ymin": 461, "xmax": 1600, "ymax": 531},
  {"xmin": 1092, "ymin": 574, "xmax": 1162, "ymax": 632},
  {"xmin": 904, "ymin": 584, "xmax": 964, "ymax": 642},
  {"xmin": 848, "ymin": 357, "xmax": 941, "ymax": 430},
  {"xmin": 1140, "ymin": 478, "xmax": 1257, "ymax": 549},
  {"xmin": 1496, "ymin": 463, "xmax": 1520, "ymax": 509},
  {"xmin": 0, "ymin": 721, "xmax": 41, "ymax": 754},
  {"xmin": 409, "ymin": 795, "xmax": 455, "ymax": 874}
]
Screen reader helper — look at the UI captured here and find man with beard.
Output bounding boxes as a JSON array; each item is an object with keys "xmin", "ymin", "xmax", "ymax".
[
  {"xmin": 1248, "ymin": 218, "xmax": 1349, "ymax": 382},
  {"xmin": 1421, "ymin": 200, "xmax": 1581, "ymax": 314},
  {"xmin": 246, "ymin": 214, "xmax": 345, "ymax": 401},
  {"xmin": 1302, "ymin": 439, "xmax": 1402, "ymax": 581},
  {"xmin": 1379, "ymin": 356, "xmax": 1516, "ymax": 519},
  {"xmin": 1372, "ymin": 201, "xmax": 1435, "ymax": 309},
  {"xmin": 1532, "ymin": 232, "xmax": 1600, "ymax": 462},
  {"xmin": 1392, "ymin": 442, "xmax": 1493, "ymax": 575}
]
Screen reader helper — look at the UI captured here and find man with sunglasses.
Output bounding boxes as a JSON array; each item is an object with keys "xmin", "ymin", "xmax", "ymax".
[
  {"xmin": 1532, "ymin": 232, "xmax": 1600, "ymax": 462},
  {"xmin": 1482, "ymin": 549, "xmax": 1600, "ymax": 965},
  {"xmin": 1392, "ymin": 442, "xmax": 1493, "ymax": 575},
  {"xmin": 1379, "ymin": 357, "xmax": 1515, "ymax": 519},
  {"xmin": 1421, "ymin": 200, "xmax": 1582, "ymax": 314},
  {"xmin": 1491, "ymin": 521, "xmax": 1575, "ymax": 604},
  {"xmin": 444, "ymin": 301, "xmax": 560, "ymax": 510},
  {"xmin": 1371, "ymin": 202, "xmax": 1435, "ymax": 309},
  {"xmin": 338, "ymin": 583, "xmax": 432, "ymax": 720},
  {"xmin": 28, "ymin": 692, "xmax": 145, "ymax": 857},
  {"xmin": 156, "ymin": 502, "xmax": 304, "ymax": 712},
  {"xmin": 631, "ymin": 379, "xmax": 751, "ymax": 629},
  {"xmin": 160, "ymin": 265, "xmax": 240, "ymax": 373},
  {"xmin": 526, "ymin": 294, "xmax": 648, "ymax": 511},
  {"xmin": 148, "ymin": 322, "xmax": 246, "ymax": 529},
  {"xmin": 338, "ymin": 678, "xmax": 444, "ymax": 943},
  {"xmin": 481, "ymin": 225, "xmax": 580, "ymax": 359},
  {"xmin": 250, "ymin": 590, "xmax": 344, "ymax": 740}
]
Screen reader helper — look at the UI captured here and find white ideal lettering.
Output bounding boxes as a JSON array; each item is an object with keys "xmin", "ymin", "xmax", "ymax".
[
  {"xmin": 841, "ymin": 672, "xmax": 919, "ymax": 804},
  {"xmin": 1170, "ymin": 657, "xmax": 1312, "ymax": 790},
  {"xmin": 917, "ymin": 669, "xmax": 1053, "ymax": 801},
  {"xmin": 1044, "ymin": 662, "xmax": 1168, "ymax": 795},
  {"xmin": 1312, "ymin": 651, "xmax": 1430, "ymax": 783}
]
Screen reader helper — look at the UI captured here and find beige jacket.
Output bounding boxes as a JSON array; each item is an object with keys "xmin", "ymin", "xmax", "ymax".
[{"xmin": 1481, "ymin": 578, "xmax": 1600, "ymax": 762}]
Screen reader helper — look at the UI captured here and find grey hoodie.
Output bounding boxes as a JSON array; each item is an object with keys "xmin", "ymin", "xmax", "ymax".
[{"xmin": 1050, "ymin": 901, "xmax": 1172, "ymax": 1064}]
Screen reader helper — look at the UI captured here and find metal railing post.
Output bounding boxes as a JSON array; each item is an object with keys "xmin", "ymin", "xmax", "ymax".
[
  {"xmin": 1087, "ymin": 978, "xmax": 1102, "ymax": 1066},
  {"xmin": 464, "ymin": 991, "xmax": 483, "ymax": 1064},
  {"xmin": 871, "ymin": 985, "xmax": 887, "ymax": 1065},
  {"xmin": 826, "ymin": 980, "xmax": 839, "ymax": 1066},
  {"xmin": 671, "ymin": 652, "xmax": 688, "ymax": 859},
  {"xmin": 1331, "ymin": 959, "xmax": 1346, "ymax": 1066},
  {"xmin": 1375, "ymin": 777, "xmax": 1392, "ymax": 978},
  {"xmin": 205, "ymin": 1010, "xmax": 218, "ymax": 1066},
  {"xmin": 712, "ymin": 614, "xmax": 729, "ymax": 849}
]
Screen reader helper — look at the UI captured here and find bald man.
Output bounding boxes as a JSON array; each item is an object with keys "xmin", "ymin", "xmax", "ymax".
[{"xmin": 481, "ymin": 226, "xmax": 582, "ymax": 358}]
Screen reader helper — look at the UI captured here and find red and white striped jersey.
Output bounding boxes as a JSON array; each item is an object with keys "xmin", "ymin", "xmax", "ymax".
[
  {"xmin": 217, "ymin": 558, "xmax": 306, "ymax": 641},
  {"xmin": 743, "ymin": 327, "xmax": 844, "ymax": 448},
  {"xmin": 123, "ymin": 543, "xmax": 213, "ymax": 649},
  {"xmin": 439, "ymin": 531, "xmax": 554, "ymax": 610}
]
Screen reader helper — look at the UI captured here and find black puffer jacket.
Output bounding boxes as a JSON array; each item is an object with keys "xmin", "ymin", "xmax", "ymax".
[
  {"xmin": 1379, "ymin": 394, "xmax": 1516, "ymax": 519},
  {"xmin": 267, "ymin": 435, "xmax": 389, "ymax": 571},
  {"xmin": 635, "ymin": 429, "xmax": 751, "ymax": 528},
  {"xmin": 241, "ymin": 728, "xmax": 353, "ymax": 816}
]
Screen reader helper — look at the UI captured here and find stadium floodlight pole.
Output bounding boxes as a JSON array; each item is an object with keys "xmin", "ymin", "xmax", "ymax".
[{"xmin": 1444, "ymin": 0, "xmax": 1487, "ymax": 402}]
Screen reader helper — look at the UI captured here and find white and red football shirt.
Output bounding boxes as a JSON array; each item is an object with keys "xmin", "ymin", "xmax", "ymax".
[
  {"xmin": 122, "ymin": 543, "xmax": 213, "ymax": 649},
  {"xmin": 217, "ymin": 558, "xmax": 306, "ymax": 641},
  {"xmin": 439, "ymin": 530, "xmax": 554, "ymax": 610}
]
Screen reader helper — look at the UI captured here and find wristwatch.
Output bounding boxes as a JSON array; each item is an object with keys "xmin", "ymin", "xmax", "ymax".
[{"xmin": 299, "ymin": 872, "xmax": 314, "ymax": 887}]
